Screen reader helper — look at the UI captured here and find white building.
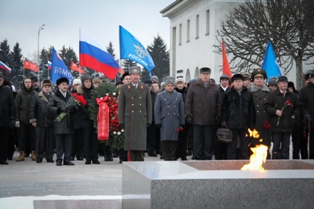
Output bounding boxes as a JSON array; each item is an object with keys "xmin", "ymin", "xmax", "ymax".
[{"xmin": 161, "ymin": 0, "xmax": 312, "ymax": 84}]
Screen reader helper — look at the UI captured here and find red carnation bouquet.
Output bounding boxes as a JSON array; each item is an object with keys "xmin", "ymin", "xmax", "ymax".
[
  {"xmin": 72, "ymin": 93, "xmax": 87, "ymax": 106},
  {"xmin": 104, "ymin": 94, "xmax": 122, "ymax": 134},
  {"xmin": 276, "ymin": 100, "xmax": 292, "ymax": 126}
]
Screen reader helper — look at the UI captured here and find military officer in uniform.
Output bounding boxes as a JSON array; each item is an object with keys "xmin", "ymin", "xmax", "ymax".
[
  {"xmin": 118, "ymin": 66, "xmax": 152, "ymax": 161},
  {"xmin": 249, "ymin": 69, "xmax": 271, "ymax": 157}
]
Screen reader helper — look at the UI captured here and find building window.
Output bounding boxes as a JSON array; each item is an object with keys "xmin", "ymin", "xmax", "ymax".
[
  {"xmin": 206, "ymin": 10, "xmax": 210, "ymax": 35},
  {"xmin": 177, "ymin": 69, "xmax": 183, "ymax": 74},
  {"xmin": 187, "ymin": 19, "xmax": 190, "ymax": 42},
  {"xmin": 196, "ymin": 14, "xmax": 199, "ymax": 39},
  {"xmin": 179, "ymin": 23, "xmax": 182, "ymax": 45}
]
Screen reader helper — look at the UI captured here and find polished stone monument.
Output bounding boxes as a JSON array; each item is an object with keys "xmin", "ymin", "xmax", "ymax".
[{"xmin": 122, "ymin": 160, "xmax": 314, "ymax": 209}]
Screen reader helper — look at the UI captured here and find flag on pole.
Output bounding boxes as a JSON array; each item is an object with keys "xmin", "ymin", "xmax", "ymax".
[
  {"xmin": 24, "ymin": 59, "xmax": 39, "ymax": 72},
  {"xmin": 71, "ymin": 62, "xmax": 85, "ymax": 74},
  {"xmin": 79, "ymin": 29, "xmax": 119, "ymax": 80},
  {"xmin": 0, "ymin": 61, "xmax": 12, "ymax": 74},
  {"xmin": 51, "ymin": 47, "xmax": 73, "ymax": 85},
  {"xmin": 47, "ymin": 61, "xmax": 52, "ymax": 70},
  {"xmin": 262, "ymin": 41, "xmax": 282, "ymax": 80},
  {"xmin": 222, "ymin": 40, "xmax": 232, "ymax": 78},
  {"xmin": 119, "ymin": 25, "xmax": 155, "ymax": 76}
]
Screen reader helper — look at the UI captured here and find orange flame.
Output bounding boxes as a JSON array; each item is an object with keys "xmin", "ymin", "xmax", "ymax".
[
  {"xmin": 241, "ymin": 145, "xmax": 268, "ymax": 171},
  {"xmin": 247, "ymin": 129, "xmax": 260, "ymax": 138}
]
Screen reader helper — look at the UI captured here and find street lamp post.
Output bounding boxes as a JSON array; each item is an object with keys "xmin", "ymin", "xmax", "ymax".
[{"xmin": 37, "ymin": 24, "xmax": 45, "ymax": 81}]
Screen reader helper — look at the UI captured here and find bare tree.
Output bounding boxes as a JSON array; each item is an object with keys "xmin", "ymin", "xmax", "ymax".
[{"xmin": 214, "ymin": 0, "xmax": 314, "ymax": 88}]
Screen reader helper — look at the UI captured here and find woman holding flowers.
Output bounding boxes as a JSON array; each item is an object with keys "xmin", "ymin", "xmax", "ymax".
[{"xmin": 265, "ymin": 76, "xmax": 299, "ymax": 159}]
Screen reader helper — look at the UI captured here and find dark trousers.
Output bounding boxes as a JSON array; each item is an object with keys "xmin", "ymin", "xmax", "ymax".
[
  {"xmin": 19, "ymin": 123, "xmax": 36, "ymax": 151},
  {"xmin": 292, "ymin": 126, "xmax": 307, "ymax": 159},
  {"xmin": 147, "ymin": 123, "xmax": 156, "ymax": 152},
  {"xmin": 8, "ymin": 127, "xmax": 17, "ymax": 159},
  {"xmin": 0, "ymin": 126, "xmax": 9, "ymax": 161},
  {"xmin": 193, "ymin": 125, "xmax": 215, "ymax": 160},
  {"xmin": 215, "ymin": 141, "xmax": 228, "ymax": 160},
  {"xmin": 82, "ymin": 120, "xmax": 99, "ymax": 161},
  {"xmin": 155, "ymin": 127, "xmax": 161, "ymax": 154},
  {"xmin": 129, "ymin": 150, "xmax": 144, "ymax": 161},
  {"xmin": 161, "ymin": 140, "xmax": 177, "ymax": 161},
  {"xmin": 176, "ymin": 127, "xmax": 188, "ymax": 160},
  {"xmin": 272, "ymin": 132, "xmax": 291, "ymax": 159},
  {"xmin": 227, "ymin": 129, "xmax": 248, "ymax": 160},
  {"xmin": 309, "ymin": 129, "xmax": 314, "ymax": 159},
  {"xmin": 55, "ymin": 134, "xmax": 72, "ymax": 162},
  {"xmin": 119, "ymin": 149, "xmax": 127, "ymax": 161},
  {"xmin": 187, "ymin": 125, "xmax": 193, "ymax": 152},
  {"xmin": 71, "ymin": 128, "xmax": 84, "ymax": 159},
  {"xmin": 35, "ymin": 126, "xmax": 54, "ymax": 160}
]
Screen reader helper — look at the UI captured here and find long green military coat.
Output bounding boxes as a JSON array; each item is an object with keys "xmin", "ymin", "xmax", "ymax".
[
  {"xmin": 118, "ymin": 82, "xmax": 152, "ymax": 151},
  {"xmin": 249, "ymin": 84, "xmax": 271, "ymax": 146}
]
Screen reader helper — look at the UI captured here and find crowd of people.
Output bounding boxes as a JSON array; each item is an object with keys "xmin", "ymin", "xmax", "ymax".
[{"xmin": 0, "ymin": 67, "xmax": 314, "ymax": 165}]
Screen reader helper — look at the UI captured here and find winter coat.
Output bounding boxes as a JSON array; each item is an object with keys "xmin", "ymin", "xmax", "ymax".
[
  {"xmin": 221, "ymin": 86, "xmax": 256, "ymax": 129},
  {"xmin": 0, "ymin": 85, "xmax": 15, "ymax": 126},
  {"xmin": 48, "ymin": 89, "xmax": 74, "ymax": 134},
  {"xmin": 29, "ymin": 91, "xmax": 54, "ymax": 127},
  {"xmin": 298, "ymin": 82, "xmax": 314, "ymax": 129},
  {"xmin": 264, "ymin": 89, "xmax": 299, "ymax": 133},
  {"xmin": 249, "ymin": 84, "xmax": 270, "ymax": 146},
  {"xmin": 175, "ymin": 87, "xmax": 188, "ymax": 103},
  {"xmin": 15, "ymin": 83, "xmax": 37, "ymax": 123},
  {"xmin": 154, "ymin": 90, "xmax": 185, "ymax": 141},
  {"xmin": 218, "ymin": 85, "xmax": 230, "ymax": 104},
  {"xmin": 185, "ymin": 79, "xmax": 222, "ymax": 126},
  {"xmin": 150, "ymin": 91, "xmax": 157, "ymax": 123},
  {"xmin": 71, "ymin": 89, "xmax": 83, "ymax": 129},
  {"xmin": 118, "ymin": 82, "xmax": 152, "ymax": 151},
  {"xmin": 79, "ymin": 85, "xmax": 93, "ymax": 120}
]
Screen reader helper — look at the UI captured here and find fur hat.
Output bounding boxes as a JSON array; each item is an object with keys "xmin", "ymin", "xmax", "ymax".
[
  {"xmin": 81, "ymin": 75, "xmax": 92, "ymax": 83},
  {"xmin": 121, "ymin": 72, "xmax": 130, "ymax": 82},
  {"xmin": 41, "ymin": 79, "xmax": 52, "ymax": 88},
  {"xmin": 56, "ymin": 77, "xmax": 69, "ymax": 85},
  {"xmin": 200, "ymin": 67, "xmax": 211, "ymax": 74},
  {"xmin": 163, "ymin": 76, "xmax": 176, "ymax": 86},
  {"xmin": 72, "ymin": 78, "xmax": 81, "ymax": 86},
  {"xmin": 151, "ymin": 75, "xmax": 159, "ymax": 82},
  {"xmin": 268, "ymin": 79, "xmax": 277, "ymax": 86},
  {"xmin": 176, "ymin": 78, "xmax": 185, "ymax": 84},
  {"xmin": 92, "ymin": 77, "xmax": 102, "ymax": 85},
  {"xmin": 129, "ymin": 66, "xmax": 141, "ymax": 74},
  {"xmin": 231, "ymin": 74, "xmax": 244, "ymax": 82}
]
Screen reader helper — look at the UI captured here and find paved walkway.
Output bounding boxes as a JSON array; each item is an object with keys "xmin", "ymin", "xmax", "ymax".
[{"xmin": 0, "ymin": 152, "xmax": 187, "ymax": 209}]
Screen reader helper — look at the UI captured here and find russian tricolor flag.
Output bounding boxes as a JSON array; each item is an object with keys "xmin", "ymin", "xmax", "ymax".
[
  {"xmin": 79, "ymin": 29, "xmax": 119, "ymax": 80},
  {"xmin": 0, "ymin": 61, "xmax": 11, "ymax": 74}
]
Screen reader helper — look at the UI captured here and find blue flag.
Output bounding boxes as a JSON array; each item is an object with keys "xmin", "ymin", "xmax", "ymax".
[
  {"xmin": 262, "ymin": 41, "xmax": 282, "ymax": 81},
  {"xmin": 51, "ymin": 47, "xmax": 73, "ymax": 85},
  {"xmin": 119, "ymin": 25, "xmax": 155, "ymax": 75}
]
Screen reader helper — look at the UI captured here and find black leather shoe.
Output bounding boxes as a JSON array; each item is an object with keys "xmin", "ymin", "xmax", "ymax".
[
  {"xmin": 63, "ymin": 161, "xmax": 75, "ymax": 166},
  {"xmin": 0, "ymin": 160, "xmax": 9, "ymax": 165},
  {"xmin": 76, "ymin": 157, "xmax": 83, "ymax": 161},
  {"xmin": 85, "ymin": 160, "xmax": 91, "ymax": 165},
  {"xmin": 56, "ymin": 160, "xmax": 62, "ymax": 166},
  {"xmin": 148, "ymin": 151, "xmax": 157, "ymax": 157},
  {"xmin": 92, "ymin": 159, "xmax": 100, "ymax": 164},
  {"xmin": 160, "ymin": 155, "xmax": 164, "ymax": 159},
  {"xmin": 36, "ymin": 158, "xmax": 42, "ymax": 163},
  {"xmin": 46, "ymin": 159, "xmax": 54, "ymax": 163}
]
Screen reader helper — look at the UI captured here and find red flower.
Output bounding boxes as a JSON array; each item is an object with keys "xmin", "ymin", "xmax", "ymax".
[
  {"xmin": 72, "ymin": 93, "xmax": 87, "ymax": 106},
  {"xmin": 176, "ymin": 129, "xmax": 180, "ymax": 133},
  {"xmin": 286, "ymin": 100, "xmax": 291, "ymax": 106},
  {"xmin": 264, "ymin": 121, "xmax": 271, "ymax": 130},
  {"xmin": 179, "ymin": 127, "xmax": 184, "ymax": 131}
]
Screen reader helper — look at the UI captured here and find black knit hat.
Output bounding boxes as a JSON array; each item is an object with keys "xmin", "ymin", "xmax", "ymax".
[
  {"xmin": 56, "ymin": 77, "xmax": 69, "ymax": 85},
  {"xmin": 277, "ymin": 76, "xmax": 288, "ymax": 83},
  {"xmin": 231, "ymin": 74, "xmax": 244, "ymax": 82}
]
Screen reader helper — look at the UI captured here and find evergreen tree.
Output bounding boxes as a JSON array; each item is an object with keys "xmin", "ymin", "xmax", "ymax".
[
  {"xmin": 106, "ymin": 42, "xmax": 116, "ymax": 59},
  {"xmin": 147, "ymin": 34, "xmax": 170, "ymax": 81},
  {"xmin": 0, "ymin": 39, "xmax": 14, "ymax": 80},
  {"xmin": 10, "ymin": 42, "xmax": 24, "ymax": 86}
]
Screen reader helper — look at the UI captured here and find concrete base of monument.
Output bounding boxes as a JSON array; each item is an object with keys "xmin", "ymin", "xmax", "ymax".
[{"xmin": 122, "ymin": 160, "xmax": 314, "ymax": 209}]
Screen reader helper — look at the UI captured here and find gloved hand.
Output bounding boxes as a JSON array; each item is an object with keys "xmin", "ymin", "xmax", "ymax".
[
  {"xmin": 61, "ymin": 106, "xmax": 68, "ymax": 112},
  {"xmin": 147, "ymin": 123, "xmax": 151, "ymax": 128},
  {"xmin": 155, "ymin": 124, "xmax": 162, "ymax": 128},
  {"xmin": 221, "ymin": 122, "xmax": 227, "ymax": 128},
  {"xmin": 10, "ymin": 120, "xmax": 15, "ymax": 128},
  {"xmin": 305, "ymin": 114, "xmax": 312, "ymax": 122},
  {"xmin": 119, "ymin": 123, "xmax": 125, "ymax": 128},
  {"xmin": 186, "ymin": 117, "xmax": 193, "ymax": 125},
  {"xmin": 15, "ymin": 121, "xmax": 20, "ymax": 128}
]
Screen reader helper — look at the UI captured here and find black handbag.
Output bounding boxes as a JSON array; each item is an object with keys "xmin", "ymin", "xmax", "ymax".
[{"xmin": 216, "ymin": 128, "xmax": 233, "ymax": 143}]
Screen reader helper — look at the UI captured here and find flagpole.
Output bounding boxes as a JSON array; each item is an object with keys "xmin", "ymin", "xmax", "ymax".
[{"xmin": 37, "ymin": 24, "xmax": 45, "ymax": 82}]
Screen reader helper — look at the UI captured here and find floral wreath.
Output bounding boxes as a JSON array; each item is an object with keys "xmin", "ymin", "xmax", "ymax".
[{"xmin": 88, "ymin": 81, "xmax": 124, "ymax": 151}]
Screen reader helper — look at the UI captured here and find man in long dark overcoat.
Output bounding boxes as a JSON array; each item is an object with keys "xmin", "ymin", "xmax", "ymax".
[{"xmin": 118, "ymin": 66, "xmax": 152, "ymax": 161}]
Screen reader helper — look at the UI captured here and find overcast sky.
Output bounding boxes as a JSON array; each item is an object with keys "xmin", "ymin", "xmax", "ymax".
[{"xmin": 0, "ymin": 0, "xmax": 173, "ymax": 60}]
